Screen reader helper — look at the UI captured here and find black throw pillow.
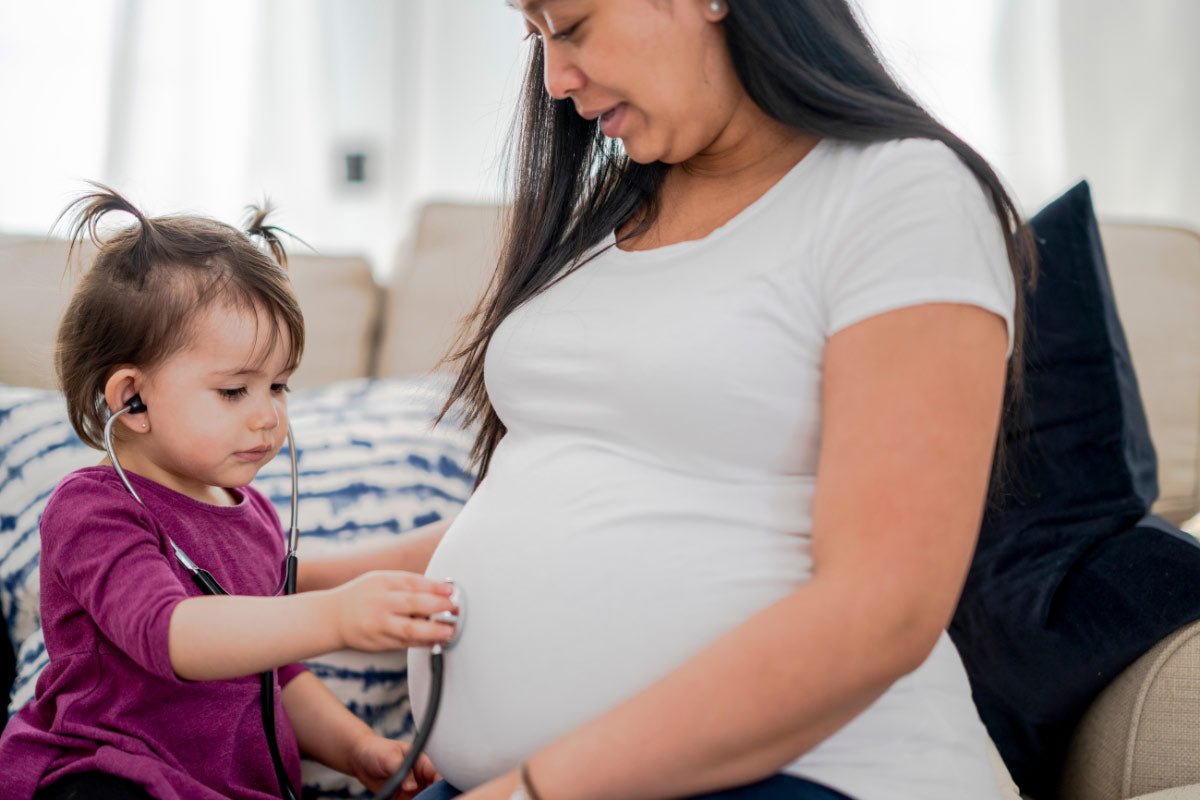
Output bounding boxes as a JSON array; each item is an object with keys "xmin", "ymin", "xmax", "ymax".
[{"xmin": 949, "ymin": 181, "xmax": 1200, "ymax": 798}]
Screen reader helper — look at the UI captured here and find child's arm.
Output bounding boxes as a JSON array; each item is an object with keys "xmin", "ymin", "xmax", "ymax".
[
  {"xmin": 168, "ymin": 571, "xmax": 458, "ymax": 681},
  {"xmin": 282, "ymin": 671, "xmax": 439, "ymax": 797},
  {"xmin": 297, "ymin": 517, "xmax": 454, "ymax": 593}
]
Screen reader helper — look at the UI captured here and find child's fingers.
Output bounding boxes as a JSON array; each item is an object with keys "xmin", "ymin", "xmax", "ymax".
[
  {"xmin": 396, "ymin": 752, "xmax": 439, "ymax": 796},
  {"xmin": 390, "ymin": 590, "xmax": 459, "ymax": 618},
  {"xmin": 385, "ymin": 616, "xmax": 456, "ymax": 646},
  {"xmin": 414, "ymin": 753, "xmax": 441, "ymax": 786},
  {"xmin": 374, "ymin": 571, "xmax": 456, "ymax": 596}
]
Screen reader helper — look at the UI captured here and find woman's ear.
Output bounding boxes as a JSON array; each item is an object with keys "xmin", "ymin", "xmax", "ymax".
[{"xmin": 104, "ymin": 367, "xmax": 149, "ymax": 434}]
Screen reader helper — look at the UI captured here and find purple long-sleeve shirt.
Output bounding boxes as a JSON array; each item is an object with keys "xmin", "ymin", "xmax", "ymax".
[{"xmin": 0, "ymin": 467, "xmax": 305, "ymax": 799}]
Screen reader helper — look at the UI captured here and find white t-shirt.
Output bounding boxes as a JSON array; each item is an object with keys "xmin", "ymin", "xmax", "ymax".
[{"xmin": 410, "ymin": 137, "xmax": 1013, "ymax": 800}]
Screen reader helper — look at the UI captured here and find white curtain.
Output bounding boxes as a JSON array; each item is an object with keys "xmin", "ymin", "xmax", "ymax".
[
  {"xmin": 1, "ymin": 0, "xmax": 1197, "ymax": 276},
  {"xmin": 0, "ymin": 0, "xmax": 527, "ymax": 275},
  {"xmin": 858, "ymin": 0, "xmax": 1200, "ymax": 224}
]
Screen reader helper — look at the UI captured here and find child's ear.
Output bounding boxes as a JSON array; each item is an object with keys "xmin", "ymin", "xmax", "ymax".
[{"xmin": 103, "ymin": 367, "xmax": 149, "ymax": 434}]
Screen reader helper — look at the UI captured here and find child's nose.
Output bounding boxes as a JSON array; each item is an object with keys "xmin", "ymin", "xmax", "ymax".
[{"xmin": 250, "ymin": 397, "xmax": 280, "ymax": 431}]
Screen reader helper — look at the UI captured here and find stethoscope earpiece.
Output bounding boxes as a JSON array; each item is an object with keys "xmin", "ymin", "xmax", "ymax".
[{"xmin": 126, "ymin": 394, "xmax": 147, "ymax": 414}]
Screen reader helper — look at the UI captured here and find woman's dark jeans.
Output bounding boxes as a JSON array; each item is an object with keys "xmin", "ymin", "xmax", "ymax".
[{"xmin": 414, "ymin": 773, "xmax": 854, "ymax": 799}]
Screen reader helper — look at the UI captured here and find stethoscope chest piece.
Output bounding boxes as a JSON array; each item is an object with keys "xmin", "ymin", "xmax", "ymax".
[{"xmin": 430, "ymin": 582, "xmax": 465, "ymax": 651}]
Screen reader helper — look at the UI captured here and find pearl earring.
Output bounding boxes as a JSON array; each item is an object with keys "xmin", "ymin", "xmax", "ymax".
[
  {"xmin": 141, "ymin": 423, "xmax": 147, "ymax": 429},
  {"xmin": 709, "ymin": 0, "xmax": 724, "ymax": 13}
]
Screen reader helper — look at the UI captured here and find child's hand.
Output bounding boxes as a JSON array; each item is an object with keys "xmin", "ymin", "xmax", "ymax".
[
  {"xmin": 348, "ymin": 732, "xmax": 441, "ymax": 799},
  {"xmin": 331, "ymin": 571, "xmax": 458, "ymax": 651}
]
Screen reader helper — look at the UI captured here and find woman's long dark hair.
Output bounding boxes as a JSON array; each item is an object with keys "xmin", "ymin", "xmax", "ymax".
[{"xmin": 443, "ymin": 0, "xmax": 1037, "ymax": 485}]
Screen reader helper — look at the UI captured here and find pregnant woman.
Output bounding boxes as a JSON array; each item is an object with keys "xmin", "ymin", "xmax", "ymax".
[{"xmin": 403, "ymin": 1, "xmax": 1035, "ymax": 798}]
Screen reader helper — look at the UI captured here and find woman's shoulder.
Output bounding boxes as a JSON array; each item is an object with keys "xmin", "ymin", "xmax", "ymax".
[
  {"xmin": 818, "ymin": 136, "xmax": 980, "ymax": 195},
  {"xmin": 807, "ymin": 136, "xmax": 1000, "ymax": 243}
]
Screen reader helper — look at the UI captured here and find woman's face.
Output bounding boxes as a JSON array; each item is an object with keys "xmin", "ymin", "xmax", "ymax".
[{"xmin": 518, "ymin": 0, "xmax": 743, "ymax": 165}]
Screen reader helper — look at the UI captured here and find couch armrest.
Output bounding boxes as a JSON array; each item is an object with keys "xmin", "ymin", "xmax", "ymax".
[
  {"xmin": 1132, "ymin": 786, "xmax": 1200, "ymax": 800},
  {"xmin": 1059, "ymin": 619, "xmax": 1200, "ymax": 800}
]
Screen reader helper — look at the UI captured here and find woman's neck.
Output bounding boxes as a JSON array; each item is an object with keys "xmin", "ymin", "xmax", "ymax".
[
  {"xmin": 676, "ymin": 94, "xmax": 816, "ymax": 184},
  {"xmin": 618, "ymin": 113, "xmax": 820, "ymax": 251}
]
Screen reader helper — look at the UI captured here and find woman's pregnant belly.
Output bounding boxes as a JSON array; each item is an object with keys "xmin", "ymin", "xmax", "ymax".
[{"xmin": 408, "ymin": 438, "xmax": 814, "ymax": 789}]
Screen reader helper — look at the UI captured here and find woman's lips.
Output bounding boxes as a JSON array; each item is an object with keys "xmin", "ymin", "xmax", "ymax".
[
  {"xmin": 233, "ymin": 447, "xmax": 271, "ymax": 462},
  {"xmin": 599, "ymin": 103, "xmax": 627, "ymax": 138}
]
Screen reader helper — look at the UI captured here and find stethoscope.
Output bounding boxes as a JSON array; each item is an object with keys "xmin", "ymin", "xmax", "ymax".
[{"xmin": 103, "ymin": 394, "xmax": 462, "ymax": 800}]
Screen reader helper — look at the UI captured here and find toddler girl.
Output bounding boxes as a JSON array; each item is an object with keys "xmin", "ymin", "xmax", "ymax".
[{"xmin": 0, "ymin": 187, "xmax": 456, "ymax": 800}]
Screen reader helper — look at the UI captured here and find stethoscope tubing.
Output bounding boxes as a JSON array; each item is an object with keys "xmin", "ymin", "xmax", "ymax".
[
  {"xmin": 102, "ymin": 403, "xmax": 300, "ymax": 800},
  {"xmin": 103, "ymin": 400, "xmax": 446, "ymax": 800},
  {"xmin": 369, "ymin": 645, "xmax": 444, "ymax": 800}
]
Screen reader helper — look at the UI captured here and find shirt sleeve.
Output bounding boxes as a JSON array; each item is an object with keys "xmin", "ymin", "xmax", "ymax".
[
  {"xmin": 42, "ymin": 475, "xmax": 190, "ymax": 680},
  {"xmin": 278, "ymin": 662, "xmax": 308, "ymax": 688},
  {"xmin": 819, "ymin": 138, "xmax": 1016, "ymax": 354}
]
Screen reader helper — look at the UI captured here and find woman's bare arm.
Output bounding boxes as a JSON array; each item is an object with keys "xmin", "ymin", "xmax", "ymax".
[
  {"xmin": 463, "ymin": 303, "xmax": 1009, "ymax": 799},
  {"xmin": 297, "ymin": 516, "xmax": 454, "ymax": 592}
]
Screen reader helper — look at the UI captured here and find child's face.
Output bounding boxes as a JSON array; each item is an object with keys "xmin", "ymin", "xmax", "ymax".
[{"xmin": 131, "ymin": 302, "xmax": 295, "ymax": 504}]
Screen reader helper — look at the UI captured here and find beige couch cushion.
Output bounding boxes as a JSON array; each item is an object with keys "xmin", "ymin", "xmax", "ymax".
[
  {"xmin": 1132, "ymin": 787, "xmax": 1200, "ymax": 800},
  {"xmin": 0, "ymin": 235, "xmax": 379, "ymax": 390},
  {"xmin": 1100, "ymin": 223, "xmax": 1200, "ymax": 525},
  {"xmin": 376, "ymin": 202, "xmax": 504, "ymax": 378},
  {"xmin": 1060, "ymin": 619, "xmax": 1200, "ymax": 799},
  {"xmin": 285, "ymin": 252, "xmax": 382, "ymax": 388},
  {"xmin": 0, "ymin": 236, "xmax": 91, "ymax": 389}
]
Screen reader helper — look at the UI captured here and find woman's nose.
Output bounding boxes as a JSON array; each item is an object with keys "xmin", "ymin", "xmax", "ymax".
[{"xmin": 542, "ymin": 43, "xmax": 585, "ymax": 100}]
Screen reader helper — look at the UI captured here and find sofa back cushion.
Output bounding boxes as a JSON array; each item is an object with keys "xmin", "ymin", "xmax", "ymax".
[
  {"xmin": 376, "ymin": 203, "xmax": 505, "ymax": 378},
  {"xmin": 1100, "ymin": 223, "xmax": 1200, "ymax": 524},
  {"xmin": 0, "ymin": 235, "xmax": 380, "ymax": 391}
]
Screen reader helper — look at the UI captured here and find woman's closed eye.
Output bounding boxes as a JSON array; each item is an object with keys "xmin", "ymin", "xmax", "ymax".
[
  {"xmin": 270, "ymin": 383, "xmax": 291, "ymax": 395},
  {"xmin": 523, "ymin": 18, "xmax": 584, "ymax": 42},
  {"xmin": 550, "ymin": 20, "xmax": 583, "ymax": 41}
]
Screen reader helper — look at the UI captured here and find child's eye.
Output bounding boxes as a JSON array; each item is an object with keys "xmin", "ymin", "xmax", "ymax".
[
  {"xmin": 271, "ymin": 383, "xmax": 291, "ymax": 395},
  {"xmin": 218, "ymin": 387, "xmax": 248, "ymax": 400}
]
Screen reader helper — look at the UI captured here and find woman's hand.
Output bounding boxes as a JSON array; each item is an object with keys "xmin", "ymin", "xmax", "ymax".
[
  {"xmin": 332, "ymin": 571, "xmax": 459, "ymax": 651},
  {"xmin": 347, "ymin": 732, "xmax": 441, "ymax": 798}
]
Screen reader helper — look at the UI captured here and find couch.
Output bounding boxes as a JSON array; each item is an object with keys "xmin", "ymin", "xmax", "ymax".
[{"xmin": 1, "ymin": 200, "xmax": 1199, "ymax": 799}]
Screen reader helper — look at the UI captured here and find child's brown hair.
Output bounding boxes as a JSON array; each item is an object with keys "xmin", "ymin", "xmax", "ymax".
[{"xmin": 55, "ymin": 185, "xmax": 306, "ymax": 449}]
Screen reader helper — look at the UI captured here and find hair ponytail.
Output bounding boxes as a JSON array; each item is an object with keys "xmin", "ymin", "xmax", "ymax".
[
  {"xmin": 242, "ymin": 201, "xmax": 296, "ymax": 270},
  {"xmin": 57, "ymin": 182, "xmax": 163, "ymax": 286}
]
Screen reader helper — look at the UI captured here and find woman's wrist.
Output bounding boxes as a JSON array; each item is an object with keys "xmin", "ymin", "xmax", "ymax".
[{"xmin": 515, "ymin": 761, "xmax": 547, "ymax": 800}]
